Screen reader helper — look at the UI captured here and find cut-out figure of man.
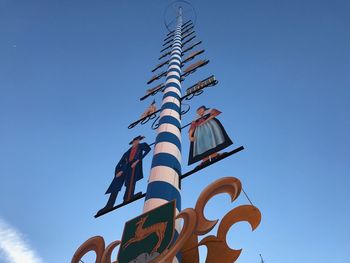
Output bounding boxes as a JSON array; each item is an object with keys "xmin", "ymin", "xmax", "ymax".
[{"xmin": 98, "ymin": 136, "xmax": 151, "ymax": 214}]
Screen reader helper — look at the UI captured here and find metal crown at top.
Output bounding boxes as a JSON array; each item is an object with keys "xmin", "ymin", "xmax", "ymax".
[{"xmin": 163, "ymin": 0, "xmax": 197, "ymax": 32}]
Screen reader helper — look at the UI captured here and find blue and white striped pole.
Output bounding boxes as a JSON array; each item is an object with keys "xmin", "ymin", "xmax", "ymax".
[{"xmin": 144, "ymin": 7, "xmax": 183, "ymax": 263}]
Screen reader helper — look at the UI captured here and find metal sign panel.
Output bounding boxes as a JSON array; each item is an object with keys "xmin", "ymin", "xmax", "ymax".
[
  {"xmin": 183, "ymin": 41, "xmax": 202, "ymax": 54},
  {"xmin": 147, "ymin": 71, "xmax": 166, "ymax": 84},
  {"xmin": 118, "ymin": 201, "xmax": 176, "ymax": 263},
  {"xmin": 182, "ymin": 59, "xmax": 209, "ymax": 77},
  {"xmin": 182, "ymin": 30, "xmax": 195, "ymax": 41},
  {"xmin": 182, "ymin": 35, "xmax": 196, "ymax": 48},
  {"xmin": 182, "ymin": 49, "xmax": 205, "ymax": 64},
  {"xmin": 185, "ymin": 75, "xmax": 217, "ymax": 95}
]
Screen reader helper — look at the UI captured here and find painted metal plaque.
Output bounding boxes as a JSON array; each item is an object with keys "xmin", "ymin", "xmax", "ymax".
[
  {"xmin": 182, "ymin": 25, "xmax": 194, "ymax": 35},
  {"xmin": 182, "ymin": 49, "xmax": 205, "ymax": 64},
  {"xmin": 159, "ymin": 50, "xmax": 171, "ymax": 60},
  {"xmin": 145, "ymin": 83, "xmax": 164, "ymax": 96},
  {"xmin": 182, "ymin": 35, "xmax": 196, "ymax": 48},
  {"xmin": 147, "ymin": 71, "xmax": 166, "ymax": 84},
  {"xmin": 118, "ymin": 201, "xmax": 176, "ymax": 263},
  {"xmin": 183, "ymin": 41, "xmax": 202, "ymax": 54},
  {"xmin": 185, "ymin": 75, "xmax": 217, "ymax": 95},
  {"xmin": 182, "ymin": 59, "xmax": 209, "ymax": 77},
  {"xmin": 182, "ymin": 30, "xmax": 195, "ymax": 41}
]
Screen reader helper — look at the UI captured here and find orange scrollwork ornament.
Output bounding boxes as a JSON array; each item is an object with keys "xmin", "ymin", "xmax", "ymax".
[
  {"xmin": 71, "ymin": 236, "xmax": 121, "ymax": 263},
  {"xmin": 181, "ymin": 177, "xmax": 262, "ymax": 263},
  {"xmin": 71, "ymin": 176, "xmax": 261, "ymax": 263}
]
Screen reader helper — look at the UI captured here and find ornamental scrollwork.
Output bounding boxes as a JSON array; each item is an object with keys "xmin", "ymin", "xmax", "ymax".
[
  {"xmin": 71, "ymin": 177, "xmax": 261, "ymax": 263},
  {"xmin": 71, "ymin": 236, "xmax": 121, "ymax": 263}
]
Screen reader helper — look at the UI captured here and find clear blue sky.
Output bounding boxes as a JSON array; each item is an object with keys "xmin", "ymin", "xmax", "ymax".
[{"xmin": 1, "ymin": 0, "xmax": 349, "ymax": 262}]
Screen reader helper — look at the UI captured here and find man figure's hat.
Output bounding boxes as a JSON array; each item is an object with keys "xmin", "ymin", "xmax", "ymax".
[
  {"xmin": 197, "ymin": 105, "xmax": 209, "ymax": 111},
  {"xmin": 129, "ymin": 135, "xmax": 145, "ymax": 145}
]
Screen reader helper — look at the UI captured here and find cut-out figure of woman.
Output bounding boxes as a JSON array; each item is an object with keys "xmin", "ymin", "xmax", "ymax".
[{"xmin": 188, "ymin": 106, "xmax": 233, "ymax": 167}]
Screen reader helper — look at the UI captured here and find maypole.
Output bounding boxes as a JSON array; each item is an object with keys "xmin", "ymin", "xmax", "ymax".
[
  {"xmin": 72, "ymin": 2, "xmax": 263, "ymax": 263},
  {"xmin": 143, "ymin": 5, "xmax": 183, "ymax": 249}
]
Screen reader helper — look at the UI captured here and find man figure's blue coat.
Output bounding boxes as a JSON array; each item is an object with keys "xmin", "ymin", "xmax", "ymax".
[{"xmin": 105, "ymin": 142, "xmax": 151, "ymax": 198}]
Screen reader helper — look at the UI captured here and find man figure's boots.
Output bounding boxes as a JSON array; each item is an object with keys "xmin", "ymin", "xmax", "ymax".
[{"xmin": 97, "ymin": 192, "xmax": 118, "ymax": 215}]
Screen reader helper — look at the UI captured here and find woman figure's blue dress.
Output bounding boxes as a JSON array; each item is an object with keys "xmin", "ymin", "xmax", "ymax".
[{"xmin": 188, "ymin": 107, "xmax": 233, "ymax": 165}]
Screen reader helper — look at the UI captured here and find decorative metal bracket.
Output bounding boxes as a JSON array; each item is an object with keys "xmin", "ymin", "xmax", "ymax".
[
  {"xmin": 182, "ymin": 75, "xmax": 218, "ymax": 101},
  {"xmin": 95, "ymin": 193, "xmax": 147, "ymax": 218},
  {"xmin": 140, "ymin": 74, "xmax": 217, "ymax": 103},
  {"xmin": 128, "ymin": 110, "xmax": 161, "ymax": 129},
  {"xmin": 159, "ymin": 50, "xmax": 171, "ymax": 60},
  {"xmin": 163, "ymin": 38, "xmax": 173, "ymax": 47},
  {"xmin": 151, "ymin": 115, "xmax": 161, "ymax": 130},
  {"xmin": 182, "ymin": 49, "xmax": 205, "ymax": 66},
  {"xmin": 137, "ymin": 76, "xmax": 218, "ymax": 128},
  {"xmin": 166, "ymin": 30, "xmax": 175, "ymax": 37},
  {"xmin": 180, "ymin": 146, "xmax": 245, "ymax": 181},
  {"xmin": 181, "ymin": 103, "xmax": 191, "ymax": 115},
  {"xmin": 182, "ymin": 41, "xmax": 202, "ymax": 55},
  {"xmin": 182, "ymin": 35, "xmax": 196, "ymax": 49},
  {"xmin": 140, "ymin": 83, "xmax": 165, "ymax": 101},
  {"xmin": 182, "ymin": 21, "xmax": 193, "ymax": 31},
  {"xmin": 147, "ymin": 71, "xmax": 167, "ymax": 85},
  {"xmin": 183, "ymin": 90, "xmax": 203, "ymax": 101},
  {"xmin": 152, "ymin": 60, "xmax": 169, "ymax": 73},
  {"xmin": 160, "ymin": 44, "xmax": 172, "ymax": 54},
  {"xmin": 166, "ymin": 20, "xmax": 192, "ymax": 37},
  {"xmin": 182, "ymin": 30, "xmax": 195, "ymax": 41},
  {"xmin": 163, "ymin": 33, "xmax": 174, "ymax": 42},
  {"xmin": 150, "ymin": 103, "xmax": 191, "ymax": 130},
  {"xmin": 163, "ymin": 26, "xmax": 194, "ymax": 47},
  {"xmin": 159, "ymin": 34, "xmax": 197, "ymax": 61},
  {"xmin": 182, "ymin": 25, "xmax": 195, "ymax": 36}
]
